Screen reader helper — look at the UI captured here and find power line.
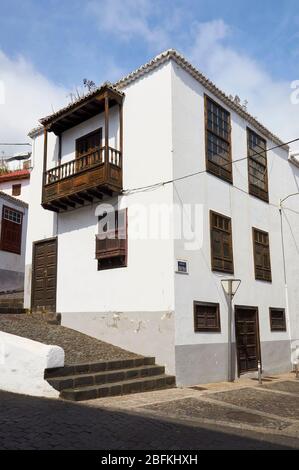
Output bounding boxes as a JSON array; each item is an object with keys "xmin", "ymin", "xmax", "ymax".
[{"xmin": 122, "ymin": 136, "xmax": 299, "ymax": 195}]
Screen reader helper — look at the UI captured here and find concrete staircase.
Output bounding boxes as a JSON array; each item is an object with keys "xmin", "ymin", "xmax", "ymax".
[{"xmin": 45, "ymin": 356, "xmax": 176, "ymax": 401}]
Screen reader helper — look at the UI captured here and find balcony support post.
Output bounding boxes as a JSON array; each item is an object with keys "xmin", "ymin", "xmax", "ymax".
[
  {"xmin": 119, "ymin": 101, "xmax": 123, "ymax": 177},
  {"xmin": 104, "ymin": 92, "xmax": 109, "ymax": 177},
  {"xmin": 42, "ymin": 127, "xmax": 48, "ymax": 202}
]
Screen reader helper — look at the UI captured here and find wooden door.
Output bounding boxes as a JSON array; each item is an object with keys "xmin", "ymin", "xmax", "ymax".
[
  {"xmin": 31, "ymin": 238, "xmax": 57, "ymax": 312},
  {"xmin": 235, "ymin": 306, "xmax": 261, "ymax": 375}
]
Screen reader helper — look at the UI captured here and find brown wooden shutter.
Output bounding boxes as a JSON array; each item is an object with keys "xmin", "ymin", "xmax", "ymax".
[
  {"xmin": 247, "ymin": 128, "xmax": 269, "ymax": 202},
  {"xmin": 205, "ymin": 95, "xmax": 232, "ymax": 183},
  {"xmin": 253, "ymin": 228, "xmax": 272, "ymax": 282},
  {"xmin": 0, "ymin": 206, "xmax": 23, "ymax": 254},
  {"xmin": 269, "ymin": 308, "xmax": 286, "ymax": 331},
  {"xmin": 96, "ymin": 209, "xmax": 127, "ymax": 269},
  {"xmin": 194, "ymin": 301, "xmax": 221, "ymax": 332},
  {"xmin": 210, "ymin": 211, "xmax": 234, "ymax": 273}
]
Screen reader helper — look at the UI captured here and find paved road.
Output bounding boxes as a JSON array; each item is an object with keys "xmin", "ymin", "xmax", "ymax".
[{"xmin": 1, "ymin": 379, "xmax": 299, "ymax": 450}]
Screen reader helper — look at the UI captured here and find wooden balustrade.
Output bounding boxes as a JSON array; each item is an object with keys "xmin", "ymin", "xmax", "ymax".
[{"xmin": 42, "ymin": 146, "xmax": 122, "ymax": 211}]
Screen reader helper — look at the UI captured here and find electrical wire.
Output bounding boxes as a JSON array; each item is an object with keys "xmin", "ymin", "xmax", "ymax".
[{"xmin": 122, "ymin": 136, "xmax": 299, "ymax": 196}]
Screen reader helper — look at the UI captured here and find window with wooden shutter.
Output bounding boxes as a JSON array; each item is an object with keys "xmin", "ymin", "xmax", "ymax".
[
  {"xmin": 205, "ymin": 95, "xmax": 232, "ymax": 183},
  {"xmin": 0, "ymin": 205, "xmax": 23, "ymax": 255},
  {"xmin": 269, "ymin": 308, "xmax": 286, "ymax": 331},
  {"xmin": 194, "ymin": 301, "xmax": 221, "ymax": 332},
  {"xmin": 96, "ymin": 209, "xmax": 127, "ymax": 270},
  {"xmin": 210, "ymin": 211, "xmax": 234, "ymax": 273},
  {"xmin": 247, "ymin": 128, "xmax": 269, "ymax": 202},
  {"xmin": 253, "ymin": 228, "xmax": 272, "ymax": 282},
  {"xmin": 12, "ymin": 184, "xmax": 21, "ymax": 196}
]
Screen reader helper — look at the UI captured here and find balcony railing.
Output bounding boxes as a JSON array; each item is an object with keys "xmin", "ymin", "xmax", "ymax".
[
  {"xmin": 42, "ymin": 146, "xmax": 122, "ymax": 211},
  {"xmin": 45, "ymin": 146, "xmax": 121, "ymax": 184}
]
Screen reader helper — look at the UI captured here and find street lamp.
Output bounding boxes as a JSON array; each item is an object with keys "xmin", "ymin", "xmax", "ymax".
[{"xmin": 221, "ymin": 279, "xmax": 241, "ymax": 382}]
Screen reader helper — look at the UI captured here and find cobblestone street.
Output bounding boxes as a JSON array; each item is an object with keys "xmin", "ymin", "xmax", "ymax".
[{"xmin": 1, "ymin": 374, "xmax": 299, "ymax": 449}]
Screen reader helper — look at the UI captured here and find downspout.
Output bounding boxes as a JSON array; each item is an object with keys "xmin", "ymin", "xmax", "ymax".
[{"xmin": 278, "ymin": 199, "xmax": 294, "ymax": 364}]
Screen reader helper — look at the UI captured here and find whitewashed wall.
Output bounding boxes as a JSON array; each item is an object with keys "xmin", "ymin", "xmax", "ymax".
[
  {"xmin": 171, "ymin": 61, "xmax": 298, "ymax": 384},
  {"xmin": 0, "ymin": 178, "xmax": 30, "ymax": 204}
]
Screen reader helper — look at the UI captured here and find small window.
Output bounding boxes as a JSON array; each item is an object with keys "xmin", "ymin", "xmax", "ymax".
[
  {"xmin": 205, "ymin": 95, "xmax": 232, "ymax": 183},
  {"xmin": 194, "ymin": 301, "xmax": 221, "ymax": 332},
  {"xmin": 12, "ymin": 184, "xmax": 21, "ymax": 196},
  {"xmin": 96, "ymin": 209, "xmax": 127, "ymax": 270},
  {"xmin": 0, "ymin": 206, "xmax": 23, "ymax": 254},
  {"xmin": 247, "ymin": 128, "xmax": 268, "ymax": 202},
  {"xmin": 253, "ymin": 228, "xmax": 272, "ymax": 282},
  {"xmin": 270, "ymin": 308, "xmax": 286, "ymax": 332},
  {"xmin": 210, "ymin": 211, "xmax": 234, "ymax": 273}
]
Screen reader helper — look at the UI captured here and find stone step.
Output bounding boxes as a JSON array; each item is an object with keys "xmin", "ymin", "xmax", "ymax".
[
  {"xmin": 48, "ymin": 364, "xmax": 166, "ymax": 391},
  {"xmin": 44, "ymin": 356, "xmax": 155, "ymax": 379},
  {"xmin": 60, "ymin": 374, "xmax": 176, "ymax": 401}
]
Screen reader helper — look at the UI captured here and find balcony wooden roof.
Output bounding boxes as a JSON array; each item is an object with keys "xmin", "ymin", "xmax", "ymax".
[{"xmin": 40, "ymin": 83, "xmax": 124, "ymax": 135}]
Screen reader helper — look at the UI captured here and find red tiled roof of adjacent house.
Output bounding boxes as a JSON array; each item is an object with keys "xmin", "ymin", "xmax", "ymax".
[{"xmin": 0, "ymin": 169, "xmax": 30, "ymax": 183}]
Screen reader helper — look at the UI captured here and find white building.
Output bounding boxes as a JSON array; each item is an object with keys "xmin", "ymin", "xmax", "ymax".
[
  {"xmin": 24, "ymin": 50, "xmax": 299, "ymax": 385},
  {"xmin": 0, "ymin": 192, "xmax": 28, "ymax": 293},
  {"xmin": 0, "ymin": 169, "xmax": 31, "ymax": 203}
]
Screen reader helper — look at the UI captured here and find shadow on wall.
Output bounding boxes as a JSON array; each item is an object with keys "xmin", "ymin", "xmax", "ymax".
[{"xmin": 0, "ymin": 390, "xmax": 295, "ymax": 450}]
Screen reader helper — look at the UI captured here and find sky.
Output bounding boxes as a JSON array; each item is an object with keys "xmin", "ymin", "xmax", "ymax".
[{"xmin": 1, "ymin": 0, "xmax": 299, "ymax": 157}]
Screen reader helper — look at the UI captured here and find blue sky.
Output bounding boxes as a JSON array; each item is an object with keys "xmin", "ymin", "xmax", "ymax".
[
  {"xmin": 0, "ymin": 0, "xmax": 298, "ymax": 85},
  {"xmin": 0, "ymin": 0, "xmax": 299, "ymax": 147}
]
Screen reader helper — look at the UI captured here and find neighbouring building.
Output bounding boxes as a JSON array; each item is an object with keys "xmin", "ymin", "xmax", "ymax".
[
  {"xmin": 0, "ymin": 169, "xmax": 31, "ymax": 203},
  {"xmin": 0, "ymin": 192, "xmax": 28, "ymax": 293},
  {"xmin": 24, "ymin": 50, "xmax": 299, "ymax": 385}
]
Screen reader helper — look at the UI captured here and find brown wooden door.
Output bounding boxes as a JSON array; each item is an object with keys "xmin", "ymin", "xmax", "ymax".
[
  {"xmin": 31, "ymin": 238, "xmax": 57, "ymax": 312},
  {"xmin": 235, "ymin": 306, "xmax": 261, "ymax": 375}
]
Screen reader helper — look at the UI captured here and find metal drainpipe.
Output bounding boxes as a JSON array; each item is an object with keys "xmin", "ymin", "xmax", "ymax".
[{"xmin": 228, "ymin": 280, "xmax": 233, "ymax": 382}]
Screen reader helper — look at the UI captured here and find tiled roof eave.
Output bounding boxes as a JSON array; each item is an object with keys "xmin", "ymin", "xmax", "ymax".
[
  {"xmin": 28, "ymin": 49, "xmax": 288, "ymax": 150},
  {"xmin": 0, "ymin": 191, "xmax": 28, "ymax": 209},
  {"xmin": 115, "ymin": 49, "xmax": 288, "ymax": 150}
]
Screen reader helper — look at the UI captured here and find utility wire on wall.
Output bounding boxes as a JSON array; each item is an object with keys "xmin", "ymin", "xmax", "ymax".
[{"xmin": 122, "ymin": 136, "xmax": 299, "ymax": 196}]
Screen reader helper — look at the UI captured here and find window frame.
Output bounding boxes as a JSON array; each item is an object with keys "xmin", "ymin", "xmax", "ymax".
[
  {"xmin": 0, "ymin": 205, "xmax": 23, "ymax": 255},
  {"xmin": 247, "ymin": 127, "xmax": 269, "ymax": 203},
  {"xmin": 252, "ymin": 227, "xmax": 272, "ymax": 282},
  {"xmin": 193, "ymin": 301, "xmax": 221, "ymax": 333},
  {"xmin": 12, "ymin": 184, "xmax": 21, "ymax": 196},
  {"xmin": 210, "ymin": 210, "xmax": 234, "ymax": 274},
  {"xmin": 269, "ymin": 308, "xmax": 286, "ymax": 332},
  {"xmin": 204, "ymin": 94, "xmax": 233, "ymax": 184},
  {"xmin": 96, "ymin": 208, "xmax": 128, "ymax": 271}
]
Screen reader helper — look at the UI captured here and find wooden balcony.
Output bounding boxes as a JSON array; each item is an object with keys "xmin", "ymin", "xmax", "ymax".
[
  {"xmin": 40, "ymin": 84, "xmax": 124, "ymax": 212},
  {"xmin": 42, "ymin": 146, "xmax": 122, "ymax": 212}
]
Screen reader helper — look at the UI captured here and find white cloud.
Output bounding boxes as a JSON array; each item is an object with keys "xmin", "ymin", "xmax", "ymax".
[
  {"xmin": 0, "ymin": 50, "xmax": 67, "ymax": 156},
  {"xmin": 187, "ymin": 20, "xmax": 299, "ymax": 148},
  {"xmin": 87, "ymin": 0, "xmax": 170, "ymax": 50}
]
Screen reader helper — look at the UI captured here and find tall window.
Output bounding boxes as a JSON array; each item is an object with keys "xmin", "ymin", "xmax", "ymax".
[
  {"xmin": 0, "ymin": 206, "xmax": 23, "ymax": 254},
  {"xmin": 247, "ymin": 128, "xmax": 268, "ymax": 202},
  {"xmin": 210, "ymin": 211, "xmax": 234, "ymax": 273},
  {"xmin": 96, "ymin": 209, "xmax": 127, "ymax": 270},
  {"xmin": 205, "ymin": 95, "xmax": 232, "ymax": 183},
  {"xmin": 253, "ymin": 228, "xmax": 272, "ymax": 282}
]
